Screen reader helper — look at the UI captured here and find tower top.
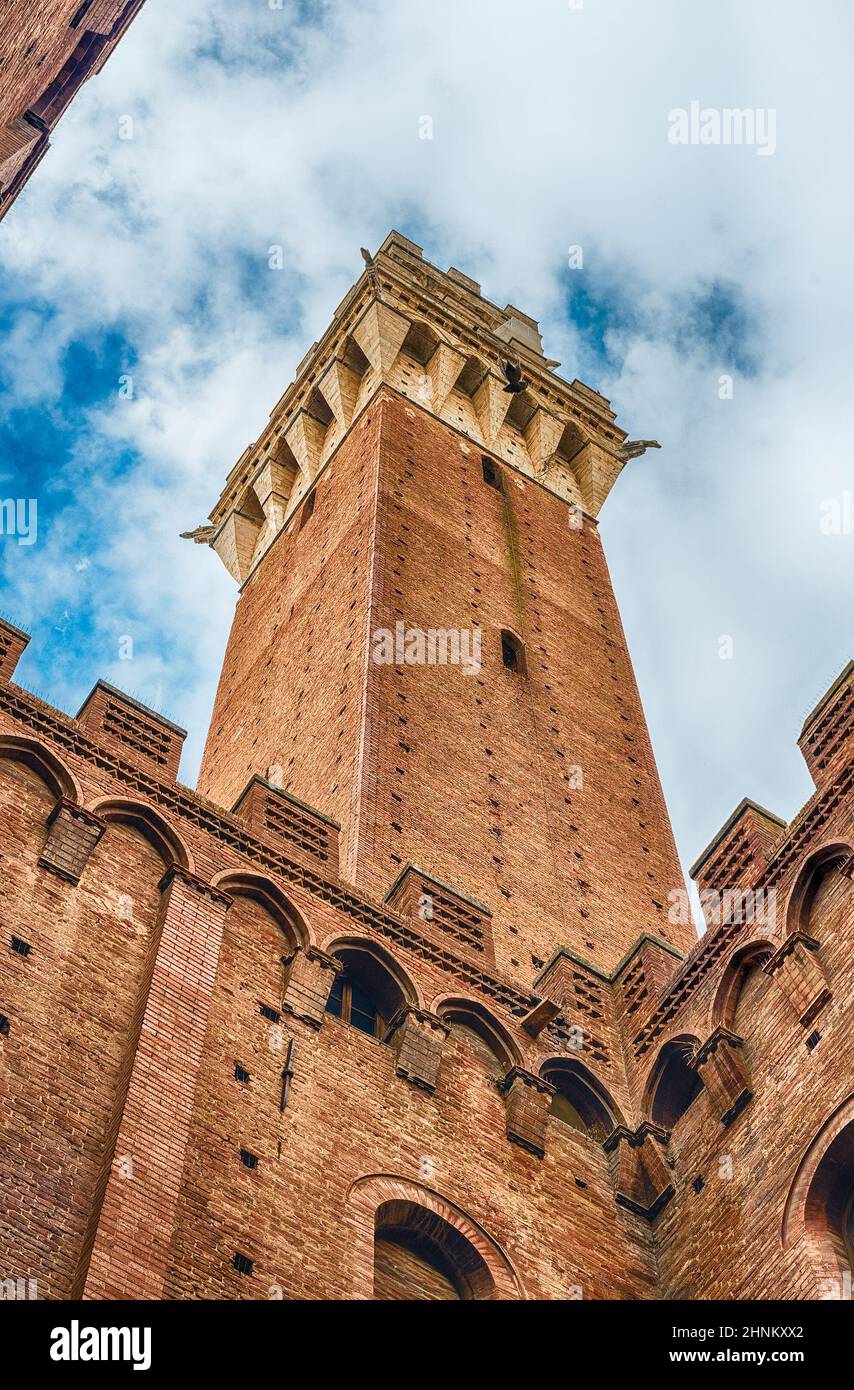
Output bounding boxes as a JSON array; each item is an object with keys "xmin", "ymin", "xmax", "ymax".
[{"xmin": 192, "ymin": 231, "xmax": 657, "ymax": 583}]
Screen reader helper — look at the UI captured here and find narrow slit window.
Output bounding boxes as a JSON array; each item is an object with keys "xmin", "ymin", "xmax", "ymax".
[
  {"xmin": 10, "ymin": 937, "xmax": 31, "ymax": 957},
  {"xmin": 232, "ymin": 1252, "xmax": 253, "ymax": 1276},
  {"xmin": 482, "ymin": 457, "xmax": 502, "ymax": 491},
  {"xmin": 300, "ymin": 491, "xmax": 316, "ymax": 529}
]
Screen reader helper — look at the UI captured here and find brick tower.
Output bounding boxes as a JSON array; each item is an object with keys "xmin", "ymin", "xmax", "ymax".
[
  {"xmin": 196, "ymin": 230, "xmax": 694, "ymax": 982},
  {"xmin": 0, "ymin": 233, "xmax": 851, "ymax": 1303}
]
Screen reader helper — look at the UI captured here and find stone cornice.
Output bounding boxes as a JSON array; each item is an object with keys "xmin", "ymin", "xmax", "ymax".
[{"xmin": 200, "ymin": 233, "xmax": 650, "ymax": 583}]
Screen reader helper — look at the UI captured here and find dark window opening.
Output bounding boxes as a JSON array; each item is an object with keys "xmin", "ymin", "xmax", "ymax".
[
  {"xmin": 649, "ymin": 1040, "xmax": 704, "ymax": 1129},
  {"xmin": 240, "ymin": 1149, "xmax": 258, "ymax": 1169},
  {"xmin": 326, "ymin": 972, "xmax": 384, "ymax": 1038},
  {"xmin": 259, "ymin": 1004, "xmax": 280, "ymax": 1023},
  {"xmin": 481, "ymin": 457, "xmax": 502, "ymax": 491},
  {"xmin": 693, "ymin": 1175, "xmax": 705, "ymax": 1194},
  {"xmin": 234, "ymin": 1063, "xmax": 250, "ymax": 1084},
  {"xmin": 500, "ymin": 631, "xmax": 526, "ymax": 675},
  {"xmin": 232, "ymin": 1252, "xmax": 253, "ymax": 1276},
  {"xmin": 324, "ymin": 948, "xmax": 407, "ymax": 1042},
  {"xmin": 545, "ymin": 1064, "xmax": 616, "ymax": 1142},
  {"xmin": 70, "ymin": 1, "xmax": 94, "ymax": 27},
  {"xmin": 10, "ymin": 937, "xmax": 31, "ymax": 957},
  {"xmin": 0, "ymin": 1014, "xmax": 9, "ymax": 1035},
  {"xmin": 806, "ymin": 1030, "xmax": 822, "ymax": 1052}
]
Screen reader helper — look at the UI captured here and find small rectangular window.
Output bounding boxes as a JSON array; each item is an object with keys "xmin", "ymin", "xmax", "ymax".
[
  {"xmin": 10, "ymin": 937, "xmax": 31, "ymax": 957},
  {"xmin": 806, "ymin": 1030, "xmax": 821, "ymax": 1052},
  {"xmin": 0, "ymin": 1014, "xmax": 9, "ymax": 1035},
  {"xmin": 234, "ymin": 1063, "xmax": 250, "ymax": 1084},
  {"xmin": 481, "ymin": 457, "xmax": 502, "ymax": 490},
  {"xmin": 260, "ymin": 1004, "xmax": 280, "ymax": 1023},
  {"xmin": 240, "ymin": 1149, "xmax": 258, "ymax": 1169},
  {"xmin": 232, "ymin": 1252, "xmax": 253, "ymax": 1276}
]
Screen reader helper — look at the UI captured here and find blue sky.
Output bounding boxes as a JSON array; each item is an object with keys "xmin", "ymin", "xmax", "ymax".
[{"xmin": 0, "ymin": 0, "xmax": 852, "ymax": 897}]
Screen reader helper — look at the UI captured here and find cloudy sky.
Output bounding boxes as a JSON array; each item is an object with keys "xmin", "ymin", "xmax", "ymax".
[{"xmin": 0, "ymin": 0, "xmax": 851, "ymax": 896}]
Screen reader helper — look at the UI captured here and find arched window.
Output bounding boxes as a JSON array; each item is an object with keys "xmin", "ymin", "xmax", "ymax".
[
  {"xmin": 788, "ymin": 844, "xmax": 852, "ymax": 938},
  {"xmin": 437, "ymin": 999, "xmax": 518, "ymax": 1079},
  {"xmin": 324, "ymin": 944, "xmax": 409, "ymax": 1041},
  {"xmin": 542, "ymin": 1060, "xmax": 618, "ymax": 1141},
  {"xmin": 374, "ymin": 1201, "xmax": 495, "ymax": 1301},
  {"xmin": 801, "ymin": 1117, "xmax": 854, "ymax": 1297},
  {"xmin": 647, "ymin": 1038, "xmax": 704, "ymax": 1129},
  {"xmin": 500, "ymin": 630, "xmax": 526, "ymax": 676},
  {"xmin": 714, "ymin": 942, "xmax": 775, "ymax": 1042}
]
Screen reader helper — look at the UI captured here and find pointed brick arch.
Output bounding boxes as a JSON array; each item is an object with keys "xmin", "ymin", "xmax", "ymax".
[
  {"xmin": 211, "ymin": 869, "xmax": 311, "ymax": 948},
  {"xmin": 433, "ymin": 994, "xmax": 522, "ymax": 1073},
  {"xmin": 322, "ymin": 935, "xmax": 423, "ymax": 1009},
  {"xmin": 782, "ymin": 1093, "xmax": 854, "ymax": 1300},
  {"xmin": 785, "ymin": 839, "xmax": 854, "ymax": 937},
  {"xmin": 711, "ymin": 938, "xmax": 776, "ymax": 1032},
  {"xmin": 0, "ymin": 734, "xmax": 81, "ymax": 803},
  {"xmin": 347, "ymin": 1175, "xmax": 525, "ymax": 1300},
  {"xmin": 88, "ymin": 797, "xmax": 194, "ymax": 872}
]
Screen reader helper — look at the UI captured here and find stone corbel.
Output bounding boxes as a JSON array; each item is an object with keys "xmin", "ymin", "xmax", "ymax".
[
  {"xmin": 281, "ymin": 945, "xmax": 343, "ymax": 1028},
  {"xmin": 210, "ymin": 509, "xmax": 263, "ymax": 584},
  {"xmin": 765, "ymin": 932, "xmax": 832, "ymax": 1028},
  {"xmin": 523, "ymin": 409, "xmax": 564, "ymax": 476},
  {"xmin": 427, "ymin": 341, "xmax": 466, "ymax": 413},
  {"xmin": 692, "ymin": 1027, "xmax": 752, "ymax": 1126},
  {"xmin": 251, "ymin": 458, "xmax": 296, "ymax": 535},
  {"xmin": 570, "ymin": 442, "xmax": 623, "ymax": 517},
  {"xmin": 38, "ymin": 798, "xmax": 106, "ymax": 884},
  {"xmin": 501, "ymin": 1067, "xmax": 556, "ymax": 1158},
  {"xmin": 604, "ymin": 1122, "xmax": 675, "ymax": 1220},
  {"xmin": 473, "ymin": 373, "xmax": 514, "ymax": 445},
  {"xmin": 386, "ymin": 1006, "xmax": 449, "ymax": 1092},
  {"xmin": 318, "ymin": 358, "xmax": 362, "ymax": 432},
  {"xmin": 352, "ymin": 300, "xmax": 410, "ymax": 377},
  {"xmin": 284, "ymin": 409, "xmax": 327, "ymax": 481}
]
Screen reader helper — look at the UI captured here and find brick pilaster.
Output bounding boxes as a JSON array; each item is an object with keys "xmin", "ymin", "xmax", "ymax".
[
  {"xmin": 38, "ymin": 797, "xmax": 105, "ymax": 883},
  {"xmin": 692, "ymin": 1027, "xmax": 752, "ymax": 1127},
  {"xmin": 80, "ymin": 865, "xmax": 232, "ymax": 1300},
  {"xmin": 387, "ymin": 1006, "xmax": 449, "ymax": 1091},
  {"xmin": 502, "ymin": 1068, "xmax": 555, "ymax": 1158},
  {"xmin": 280, "ymin": 944, "xmax": 342, "ymax": 1027}
]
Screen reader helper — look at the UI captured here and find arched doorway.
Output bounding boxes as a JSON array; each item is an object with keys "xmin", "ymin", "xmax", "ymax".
[
  {"xmin": 374, "ymin": 1201, "xmax": 493, "ymax": 1300},
  {"xmin": 347, "ymin": 1175, "xmax": 524, "ymax": 1300},
  {"xmin": 783, "ymin": 1096, "xmax": 854, "ymax": 1299}
]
